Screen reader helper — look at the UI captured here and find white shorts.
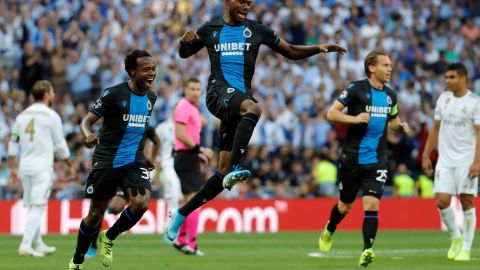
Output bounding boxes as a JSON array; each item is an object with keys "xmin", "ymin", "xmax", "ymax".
[
  {"xmin": 19, "ymin": 170, "xmax": 53, "ymax": 206},
  {"xmin": 434, "ymin": 164, "xmax": 478, "ymax": 196},
  {"xmin": 162, "ymin": 163, "xmax": 183, "ymax": 208}
]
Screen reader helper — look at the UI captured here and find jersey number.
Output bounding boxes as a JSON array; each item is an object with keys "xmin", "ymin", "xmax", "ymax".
[
  {"xmin": 25, "ymin": 118, "xmax": 35, "ymax": 141},
  {"xmin": 376, "ymin": 170, "xmax": 388, "ymax": 183},
  {"xmin": 140, "ymin": 168, "xmax": 149, "ymax": 180}
]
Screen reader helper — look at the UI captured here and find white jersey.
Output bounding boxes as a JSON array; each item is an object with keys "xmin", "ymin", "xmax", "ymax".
[
  {"xmin": 8, "ymin": 103, "xmax": 70, "ymax": 175},
  {"xmin": 434, "ymin": 90, "xmax": 480, "ymax": 167},
  {"xmin": 155, "ymin": 118, "xmax": 175, "ymax": 166}
]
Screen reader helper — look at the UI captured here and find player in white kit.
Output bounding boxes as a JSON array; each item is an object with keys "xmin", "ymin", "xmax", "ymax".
[
  {"xmin": 156, "ymin": 117, "xmax": 183, "ymax": 214},
  {"xmin": 8, "ymin": 80, "xmax": 74, "ymax": 257},
  {"xmin": 422, "ymin": 63, "xmax": 480, "ymax": 262}
]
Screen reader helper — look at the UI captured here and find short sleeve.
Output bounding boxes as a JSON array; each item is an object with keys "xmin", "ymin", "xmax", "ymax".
[
  {"xmin": 433, "ymin": 95, "xmax": 443, "ymax": 121},
  {"xmin": 473, "ymin": 100, "xmax": 480, "ymax": 125},
  {"xmin": 90, "ymin": 89, "xmax": 113, "ymax": 118},
  {"xmin": 10, "ymin": 119, "xmax": 20, "ymax": 142},
  {"xmin": 257, "ymin": 23, "xmax": 280, "ymax": 48},
  {"xmin": 173, "ymin": 101, "xmax": 190, "ymax": 125},
  {"xmin": 389, "ymin": 92, "xmax": 398, "ymax": 119},
  {"xmin": 336, "ymin": 82, "xmax": 357, "ymax": 107},
  {"xmin": 145, "ymin": 125, "xmax": 156, "ymax": 141}
]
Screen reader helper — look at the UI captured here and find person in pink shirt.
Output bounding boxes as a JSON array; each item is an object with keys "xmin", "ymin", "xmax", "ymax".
[{"xmin": 172, "ymin": 77, "xmax": 212, "ymax": 256}]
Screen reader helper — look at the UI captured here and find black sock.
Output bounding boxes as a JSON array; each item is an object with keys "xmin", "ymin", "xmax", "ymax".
[
  {"xmin": 326, "ymin": 203, "xmax": 346, "ymax": 233},
  {"xmin": 73, "ymin": 220, "xmax": 100, "ymax": 264},
  {"xmin": 90, "ymin": 230, "xmax": 99, "ymax": 248},
  {"xmin": 362, "ymin": 211, "xmax": 378, "ymax": 250},
  {"xmin": 179, "ymin": 171, "xmax": 224, "ymax": 216},
  {"xmin": 229, "ymin": 113, "xmax": 259, "ymax": 169},
  {"xmin": 106, "ymin": 207, "xmax": 143, "ymax": 240}
]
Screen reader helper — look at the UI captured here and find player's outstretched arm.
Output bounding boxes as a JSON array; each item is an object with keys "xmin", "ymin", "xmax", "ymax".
[
  {"xmin": 273, "ymin": 39, "xmax": 347, "ymax": 60},
  {"xmin": 421, "ymin": 120, "xmax": 440, "ymax": 177},
  {"xmin": 178, "ymin": 30, "xmax": 204, "ymax": 58},
  {"xmin": 80, "ymin": 112, "xmax": 100, "ymax": 148},
  {"xmin": 326, "ymin": 100, "xmax": 369, "ymax": 125}
]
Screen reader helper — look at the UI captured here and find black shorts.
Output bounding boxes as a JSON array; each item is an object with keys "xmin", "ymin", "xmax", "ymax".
[
  {"xmin": 338, "ymin": 156, "xmax": 388, "ymax": 203},
  {"xmin": 85, "ymin": 162, "xmax": 152, "ymax": 200},
  {"xmin": 173, "ymin": 151, "xmax": 203, "ymax": 194},
  {"xmin": 206, "ymin": 81, "xmax": 252, "ymax": 151}
]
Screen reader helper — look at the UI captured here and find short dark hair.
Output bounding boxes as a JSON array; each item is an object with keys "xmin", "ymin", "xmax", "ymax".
[
  {"xmin": 364, "ymin": 49, "xmax": 389, "ymax": 77},
  {"xmin": 186, "ymin": 77, "xmax": 201, "ymax": 86},
  {"xmin": 446, "ymin": 62, "xmax": 468, "ymax": 78},
  {"xmin": 124, "ymin": 49, "xmax": 152, "ymax": 77},
  {"xmin": 31, "ymin": 80, "xmax": 52, "ymax": 101}
]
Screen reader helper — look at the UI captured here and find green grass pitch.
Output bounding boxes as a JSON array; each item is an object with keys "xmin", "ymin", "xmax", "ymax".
[{"xmin": 1, "ymin": 231, "xmax": 478, "ymax": 270}]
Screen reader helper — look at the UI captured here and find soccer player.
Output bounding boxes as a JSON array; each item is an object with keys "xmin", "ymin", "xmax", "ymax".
[
  {"xmin": 85, "ymin": 124, "xmax": 160, "ymax": 258},
  {"xmin": 69, "ymin": 49, "xmax": 157, "ymax": 270},
  {"xmin": 166, "ymin": 0, "xmax": 347, "ymax": 242},
  {"xmin": 172, "ymin": 77, "xmax": 212, "ymax": 256},
  {"xmin": 156, "ymin": 117, "xmax": 183, "ymax": 215},
  {"xmin": 8, "ymin": 80, "xmax": 74, "ymax": 257},
  {"xmin": 422, "ymin": 63, "xmax": 479, "ymax": 262},
  {"xmin": 318, "ymin": 49, "xmax": 410, "ymax": 267}
]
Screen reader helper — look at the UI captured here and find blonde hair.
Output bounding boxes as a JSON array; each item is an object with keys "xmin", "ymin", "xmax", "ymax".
[
  {"xmin": 31, "ymin": 80, "xmax": 53, "ymax": 101},
  {"xmin": 364, "ymin": 49, "xmax": 389, "ymax": 77}
]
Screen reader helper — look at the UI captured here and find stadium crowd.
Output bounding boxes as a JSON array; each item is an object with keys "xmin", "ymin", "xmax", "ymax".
[{"xmin": 1, "ymin": 0, "xmax": 480, "ymax": 200}]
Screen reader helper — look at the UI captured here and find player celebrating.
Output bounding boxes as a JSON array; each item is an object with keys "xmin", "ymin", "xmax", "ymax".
[
  {"xmin": 85, "ymin": 124, "xmax": 160, "ymax": 258},
  {"xmin": 318, "ymin": 49, "xmax": 410, "ymax": 266},
  {"xmin": 8, "ymin": 80, "xmax": 74, "ymax": 257},
  {"xmin": 69, "ymin": 49, "xmax": 157, "ymax": 269},
  {"xmin": 166, "ymin": 0, "xmax": 346, "ymax": 242},
  {"xmin": 422, "ymin": 63, "xmax": 479, "ymax": 262}
]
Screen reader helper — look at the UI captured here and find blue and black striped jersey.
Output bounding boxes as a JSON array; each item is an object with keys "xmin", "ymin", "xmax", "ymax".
[
  {"xmin": 183, "ymin": 18, "xmax": 280, "ymax": 97},
  {"xmin": 89, "ymin": 82, "xmax": 157, "ymax": 168},
  {"xmin": 337, "ymin": 79, "xmax": 398, "ymax": 165}
]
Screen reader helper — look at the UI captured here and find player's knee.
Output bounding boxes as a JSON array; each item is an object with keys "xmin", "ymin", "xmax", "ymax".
[
  {"xmin": 246, "ymin": 103, "xmax": 262, "ymax": 117},
  {"xmin": 130, "ymin": 197, "xmax": 149, "ymax": 213},
  {"xmin": 240, "ymin": 100, "xmax": 262, "ymax": 117},
  {"xmin": 109, "ymin": 205, "xmax": 124, "ymax": 215},
  {"xmin": 436, "ymin": 199, "xmax": 450, "ymax": 209},
  {"xmin": 338, "ymin": 202, "xmax": 353, "ymax": 214}
]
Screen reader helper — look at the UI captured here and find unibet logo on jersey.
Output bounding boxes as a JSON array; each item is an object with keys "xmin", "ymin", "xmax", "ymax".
[
  {"xmin": 214, "ymin": 42, "xmax": 252, "ymax": 56},
  {"xmin": 365, "ymin": 106, "xmax": 391, "ymax": 118},
  {"xmin": 123, "ymin": 114, "xmax": 151, "ymax": 128}
]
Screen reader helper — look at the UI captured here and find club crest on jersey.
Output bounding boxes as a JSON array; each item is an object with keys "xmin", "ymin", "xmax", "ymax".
[
  {"xmin": 387, "ymin": 96, "xmax": 392, "ymax": 104},
  {"xmin": 340, "ymin": 89, "xmax": 348, "ymax": 99},
  {"xmin": 86, "ymin": 185, "xmax": 94, "ymax": 194},
  {"xmin": 227, "ymin": 88, "xmax": 235, "ymax": 94},
  {"xmin": 147, "ymin": 100, "xmax": 152, "ymax": 110},
  {"xmin": 103, "ymin": 90, "xmax": 110, "ymax": 97},
  {"xmin": 243, "ymin": 27, "xmax": 252, "ymax": 38},
  {"xmin": 446, "ymin": 98, "xmax": 450, "ymax": 104},
  {"xmin": 462, "ymin": 107, "xmax": 468, "ymax": 114},
  {"xmin": 92, "ymin": 99, "xmax": 102, "ymax": 109}
]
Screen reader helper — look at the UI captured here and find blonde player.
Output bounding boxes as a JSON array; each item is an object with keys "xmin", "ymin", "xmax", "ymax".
[
  {"xmin": 8, "ymin": 80, "xmax": 74, "ymax": 257},
  {"xmin": 422, "ymin": 63, "xmax": 480, "ymax": 262}
]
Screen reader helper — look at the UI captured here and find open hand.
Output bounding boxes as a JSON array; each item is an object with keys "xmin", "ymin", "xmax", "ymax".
[{"xmin": 319, "ymin": 44, "xmax": 347, "ymax": 55}]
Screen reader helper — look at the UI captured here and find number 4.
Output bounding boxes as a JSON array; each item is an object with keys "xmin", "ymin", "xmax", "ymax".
[
  {"xmin": 25, "ymin": 118, "xmax": 35, "ymax": 141},
  {"xmin": 376, "ymin": 170, "xmax": 388, "ymax": 183}
]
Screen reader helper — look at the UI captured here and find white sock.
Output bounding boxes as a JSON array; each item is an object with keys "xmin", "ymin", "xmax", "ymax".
[
  {"xmin": 20, "ymin": 205, "xmax": 45, "ymax": 248},
  {"xmin": 439, "ymin": 207, "xmax": 461, "ymax": 239},
  {"xmin": 462, "ymin": 208, "xmax": 476, "ymax": 250},
  {"xmin": 33, "ymin": 227, "xmax": 45, "ymax": 247}
]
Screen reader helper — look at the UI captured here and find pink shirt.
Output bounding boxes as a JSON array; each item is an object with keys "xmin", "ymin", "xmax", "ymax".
[{"xmin": 173, "ymin": 98, "xmax": 202, "ymax": 151}]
